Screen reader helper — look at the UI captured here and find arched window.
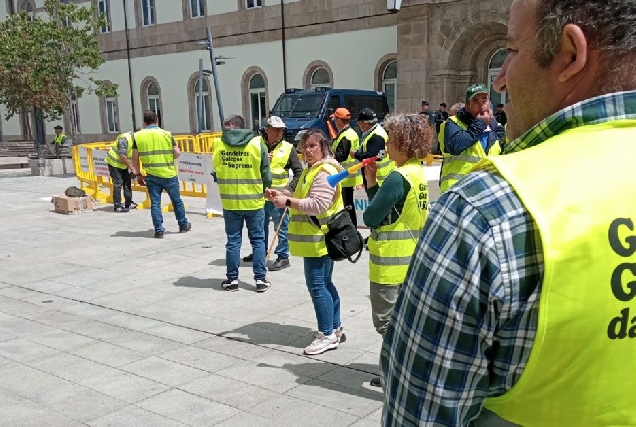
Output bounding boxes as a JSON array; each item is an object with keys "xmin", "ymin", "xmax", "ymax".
[
  {"xmin": 20, "ymin": 0, "xmax": 35, "ymax": 20},
  {"xmin": 195, "ymin": 78, "xmax": 211, "ymax": 132},
  {"xmin": 488, "ymin": 49, "xmax": 508, "ymax": 106},
  {"xmin": 248, "ymin": 73, "xmax": 266, "ymax": 131},
  {"xmin": 382, "ymin": 61, "xmax": 397, "ymax": 112},
  {"xmin": 147, "ymin": 82, "xmax": 161, "ymax": 126},
  {"xmin": 310, "ymin": 68, "xmax": 330, "ymax": 89}
]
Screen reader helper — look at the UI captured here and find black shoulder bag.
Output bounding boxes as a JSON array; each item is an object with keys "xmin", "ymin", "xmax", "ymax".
[{"xmin": 313, "ymin": 206, "xmax": 364, "ymax": 263}]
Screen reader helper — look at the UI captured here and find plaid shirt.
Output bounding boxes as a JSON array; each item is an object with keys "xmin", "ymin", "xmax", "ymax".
[{"xmin": 380, "ymin": 90, "xmax": 636, "ymax": 426}]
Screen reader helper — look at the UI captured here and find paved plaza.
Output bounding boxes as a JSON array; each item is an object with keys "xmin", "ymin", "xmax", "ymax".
[{"xmin": 0, "ymin": 170, "xmax": 384, "ymax": 426}]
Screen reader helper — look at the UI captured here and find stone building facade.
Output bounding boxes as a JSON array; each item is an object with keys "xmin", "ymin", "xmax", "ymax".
[{"xmin": 0, "ymin": 0, "xmax": 511, "ymax": 142}]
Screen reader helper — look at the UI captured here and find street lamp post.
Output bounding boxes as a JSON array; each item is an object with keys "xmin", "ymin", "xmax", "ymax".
[
  {"xmin": 197, "ymin": 58, "xmax": 204, "ymax": 134},
  {"xmin": 206, "ymin": 27, "xmax": 225, "ymax": 126}
]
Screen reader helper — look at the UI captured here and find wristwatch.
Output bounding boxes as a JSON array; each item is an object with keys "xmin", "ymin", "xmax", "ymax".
[{"xmin": 285, "ymin": 198, "xmax": 291, "ymax": 207}]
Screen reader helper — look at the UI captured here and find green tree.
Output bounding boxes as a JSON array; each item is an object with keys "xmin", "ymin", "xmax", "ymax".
[{"xmin": 0, "ymin": 0, "xmax": 117, "ymax": 142}]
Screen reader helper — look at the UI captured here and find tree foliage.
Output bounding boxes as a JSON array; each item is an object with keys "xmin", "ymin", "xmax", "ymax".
[{"xmin": 0, "ymin": 0, "xmax": 118, "ymax": 122}]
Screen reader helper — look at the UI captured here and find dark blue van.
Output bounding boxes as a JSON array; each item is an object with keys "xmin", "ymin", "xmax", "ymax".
[{"xmin": 269, "ymin": 87, "xmax": 390, "ymax": 145}]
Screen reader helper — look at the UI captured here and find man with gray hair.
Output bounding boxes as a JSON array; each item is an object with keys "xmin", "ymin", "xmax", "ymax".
[{"xmin": 381, "ymin": 0, "xmax": 636, "ymax": 425}]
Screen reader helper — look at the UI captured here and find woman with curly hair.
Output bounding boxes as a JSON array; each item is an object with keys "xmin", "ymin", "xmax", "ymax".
[{"xmin": 362, "ymin": 113, "xmax": 432, "ymax": 387}]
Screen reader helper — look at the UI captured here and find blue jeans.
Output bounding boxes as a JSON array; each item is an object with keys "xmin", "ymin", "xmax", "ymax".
[
  {"xmin": 146, "ymin": 175, "xmax": 188, "ymax": 233},
  {"xmin": 264, "ymin": 201, "xmax": 290, "ymax": 260},
  {"xmin": 303, "ymin": 255, "xmax": 341, "ymax": 335},
  {"xmin": 223, "ymin": 208, "xmax": 267, "ymax": 281}
]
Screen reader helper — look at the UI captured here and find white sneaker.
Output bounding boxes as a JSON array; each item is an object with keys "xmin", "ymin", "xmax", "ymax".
[
  {"xmin": 334, "ymin": 326, "xmax": 346, "ymax": 343},
  {"xmin": 304, "ymin": 332, "xmax": 338, "ymax": 355}
]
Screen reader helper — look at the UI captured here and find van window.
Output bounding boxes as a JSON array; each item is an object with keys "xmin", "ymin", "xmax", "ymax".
[
  {"xmin": 271, "ymin": 93, "xmax": 325, "ymax": 118},
  {"xmin": 344, "ymin": 95, "xmax": 390, "ymax": 120},
  {"xmin": 328, "ymin": 95, "xmax": 340, "ymax": 112}
]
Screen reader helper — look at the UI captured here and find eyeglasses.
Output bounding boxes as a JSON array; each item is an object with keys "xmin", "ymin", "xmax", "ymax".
[{"xmin": 302, "ymin": 143, "xmax": 320, "ymax": 152}]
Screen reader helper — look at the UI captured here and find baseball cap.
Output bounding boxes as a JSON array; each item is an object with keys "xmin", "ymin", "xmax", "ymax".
[
  {"xmin": 357, "ymin": 108, "xmax": 377, "ymax": 122},
  {"xmin": 266, "ymin": 116, "xmax": 286, "ymax": 128},
  {"xmin": 466, "ymin": 83, "xmax": 488, "ymax": 101},
  {"xmin": 421, "ymin": 100, "xmax": 429, "ymax": 106},
  {"xmin": 54, "ymin": 125, "xmax": 63, "ymax": 130},
  {"xmin": 331, "ymin": 108, "xmax": 351, "ymax": 120}
]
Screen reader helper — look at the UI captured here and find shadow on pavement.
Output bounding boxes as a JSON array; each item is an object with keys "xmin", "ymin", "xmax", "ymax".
[
  {"xmin": 218, "ymin": 321, "xmax": 314, "ymax": 348},
  {"xmin": 208, "ymin": 258, "xmax": 226, "ymax": 266},
  {"xmin": 110, "ymin": 229, "xmax": 159, "ymax": 238},
  {"xmin": 257, "ymin": 361, "xmax": 384, "ymax": 402},
  {"xmin": 173, "ymin": 275, "xmax": 226, "ymax": 291}
]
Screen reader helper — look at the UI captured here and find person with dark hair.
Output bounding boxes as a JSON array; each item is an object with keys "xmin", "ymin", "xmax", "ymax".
[
  {"xmin": 494, "ymin": 103, "xmax": 508, "ymax": 126},
  {"xmin": 418, "ymin": 100, "xmax": 434, "ymax": 124},
  {"xmin": 266, "ymin": 129, "xmax": 346, "ymax": 355},
  {"xmin": 382, "ymin": 0, "xmax": 636, "ymax": 425},
  {"xmin": 213, "ymin": 114, "xmax": 272, "ymax": 292},
  {"xmin": 132, "ymin": 110, "xmax": 190, "ymax": 238},
  {"xmin": 351, "ymin": 108, "xmax": 394, "ymax": 187},
  {"xmin": 362, "ymin": 113, "xmax": 431, "ymax": 388},
  {"xmin": 51, "ymin": 125, "xmax": 68, "ymax": 159},
  {"xmin": 105, "ymin": 130, "xmax": 139, "ymax": 212},
  {"xmin": 432, "ymin": 102, "xmax": 449, "ymax": 154}
]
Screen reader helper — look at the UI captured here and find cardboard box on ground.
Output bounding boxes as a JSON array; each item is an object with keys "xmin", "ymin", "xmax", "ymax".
[{"xmin": 51, "ymin": 195, "xmax": 96, "ymax": 215}]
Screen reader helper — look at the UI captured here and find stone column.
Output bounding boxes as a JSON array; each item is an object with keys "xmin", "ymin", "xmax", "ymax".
[{"xmin": 395, "ymin": 4, "xmax": 429, "ymax": 112}]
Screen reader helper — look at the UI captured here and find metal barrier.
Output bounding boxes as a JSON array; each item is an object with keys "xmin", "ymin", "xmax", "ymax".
[{"xmin": 71, "ymin": 133, "xmax": 222, "ymax": 212}]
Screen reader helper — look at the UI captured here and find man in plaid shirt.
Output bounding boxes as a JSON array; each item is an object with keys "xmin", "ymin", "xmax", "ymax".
[{"xmin": 381, "ymin": 0, "xmax": 636, "ymax": 425}]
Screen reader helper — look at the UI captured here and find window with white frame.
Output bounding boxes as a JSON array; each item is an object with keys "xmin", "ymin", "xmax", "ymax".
[
  {"xmin": 310, "ymin": 68, "xmax": 330, "ymax": 90},
  {"xmin": 488, "ymin": 49, "xmax": 508, "ymax": 106},
  {"xmin": 245, "ymin": 0, "xmax": 262, "ymax": 9},
  {"xmin": 60, "ymin": 0, "xmax": 71, "ymax": 27},
  {"xmin": 147, "ymin": 82, "xmax": 162, "ymax": 127},
  {"xmin": 98, "ymin": 0, "xmax": 110, "ymax": 33},
  {"xmin": 190, "ymin": 0, "xmax": 204, "ymax": 18},
  {"xmin": 248, "ymin": 74, "xmax": 266, "ymax": 131},
  {"xmin": 194, "ymin": 79, "xmax": 211, "ymax": 132},
  {"xmin": 20, "ymin": 0, "xmax": 35, "ymax": 21},
  {"xmin": 382, "ymin": 61, "xmax": 397, "ymax": 112},
  {"xmin": 141, "ymin": 0, "xmax": 155, "ymax": 26},
  {"xmin": 70, "ymin": 93, "xmax": 81, "ymax": 134},
  {"xmin": 105, "ymin": 97, "xmax": 119, "ymax": 133}
]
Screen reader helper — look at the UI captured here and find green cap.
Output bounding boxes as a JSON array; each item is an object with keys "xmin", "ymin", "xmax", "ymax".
[{"xmin": 466, "ymin": 83, "xmax": 488, "ymax": 101}]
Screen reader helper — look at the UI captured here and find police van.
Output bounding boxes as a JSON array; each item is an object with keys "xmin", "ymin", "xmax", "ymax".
[{"xmin": 269, "ymin": 88, "xmax": 390, "ymax": 145}]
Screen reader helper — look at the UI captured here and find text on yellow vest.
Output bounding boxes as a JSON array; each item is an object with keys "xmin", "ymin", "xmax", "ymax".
[
  {"xmin": 475, "ymin": 120, "xmax": 636, "ymax": 426},
  {"xmin": 212, "ymin": 136, "xmax": 265, "ymax": 211},
  {"xmin": 368, "ymin": 158, "xmax": 428, "ymax": 285}
]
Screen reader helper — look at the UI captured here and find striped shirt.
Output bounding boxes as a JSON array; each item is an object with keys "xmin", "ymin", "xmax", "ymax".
[{"xmin": 380, "ymin": 90, "xmax": 636, "ymax": 426}]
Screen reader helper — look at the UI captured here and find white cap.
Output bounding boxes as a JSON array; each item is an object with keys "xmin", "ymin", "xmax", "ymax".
[{"xmin": 266, "ymin": 116, "xmax": 286, "ymax": 128}]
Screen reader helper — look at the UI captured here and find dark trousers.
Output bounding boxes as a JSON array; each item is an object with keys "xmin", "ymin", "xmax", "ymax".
[
  {"xmin": 108, "ymin": 164, "xmax": 133, "ymax": 207},
  {"xmin": 53, "ymin": 143, "xmax": 61, "ymax": 159},
  {"xmin": 342, "ymin": 186, "xmax": 357, "ymax": 228}
]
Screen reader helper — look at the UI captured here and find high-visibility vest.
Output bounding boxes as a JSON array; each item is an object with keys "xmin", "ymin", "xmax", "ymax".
[
  {"xmin": 368, "ymin": 158, "xmax": 428, "ymax": 285},
  {"xmin": 476, "ymin": 120, "xmax": 636, "ymax": 426},
  {"xmin": 439, "ymin": 115, "xmax": 501, "ymax": 193},
  {"xmin": 361, "ymin": 124, "xmax": 394, "ymax": 185},
  {"xmin": 288, "ymin": 162, "xmax": 344, "ymax": 257},
  {"xmin": 268, "ymin": 138, "xmax": 293, "ymax": 191},
  {"xmin": 105, "ymin": 132, "xmax": 133, "ymax": 170},
  {"xmin": 53, "ymin": 133, "xmax": 67, "ymax": 145},
  {"xmin": 134, "ymin": 127, "xmax": 177, "ymax": 179},
  {"xmin": 332, "ymin": 127, "xmax": 362, "ymax": 188},
  {"xmin": 212, "ymin": 136, "xmax": 265, "ymax": 211}
]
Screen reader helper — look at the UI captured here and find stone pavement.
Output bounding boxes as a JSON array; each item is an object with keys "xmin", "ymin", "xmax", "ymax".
[{"xmin": 0, "ymin": 170, "xmax": 384, "ymax": 426}]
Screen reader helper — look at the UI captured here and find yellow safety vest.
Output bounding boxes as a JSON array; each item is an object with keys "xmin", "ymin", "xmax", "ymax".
[
  {"xmin": 268, "ymin": 138, "xmax": 293, "ymax": 191},
  {"xmin": 477, "ymin": 120, "xmax": 636, "ymax": 426},
  {"xmin": 439, "ymin": 115, "xmax": 501, "ymax": 194},
  {"xmin": 332, "ymin": 127, "xmax": 362, "ymax": 188},
  {"xmin": 53, "ymin": 133, "xmax": 67, "ymax": 145},
  {"xmin": 105, "ymin": 132, "xmax": 133, "ymax": 170},
  {"xmin": 288, "ymin": 162, "xmax": 344, "ymax": 258},
  {"xmin": 361, "ymin": 124, "xmax": 394, "ymax": 185},
  {"xmin": 213, "ymin": 136, "xmax": 265, "ymax": 211},
  {"xmin": 134, "ymin": 127, "xmax": 177, "ymax": 179},
  {"xmin": 368, "ymin": 158, "xmax": 428, "ymax": 285}
]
